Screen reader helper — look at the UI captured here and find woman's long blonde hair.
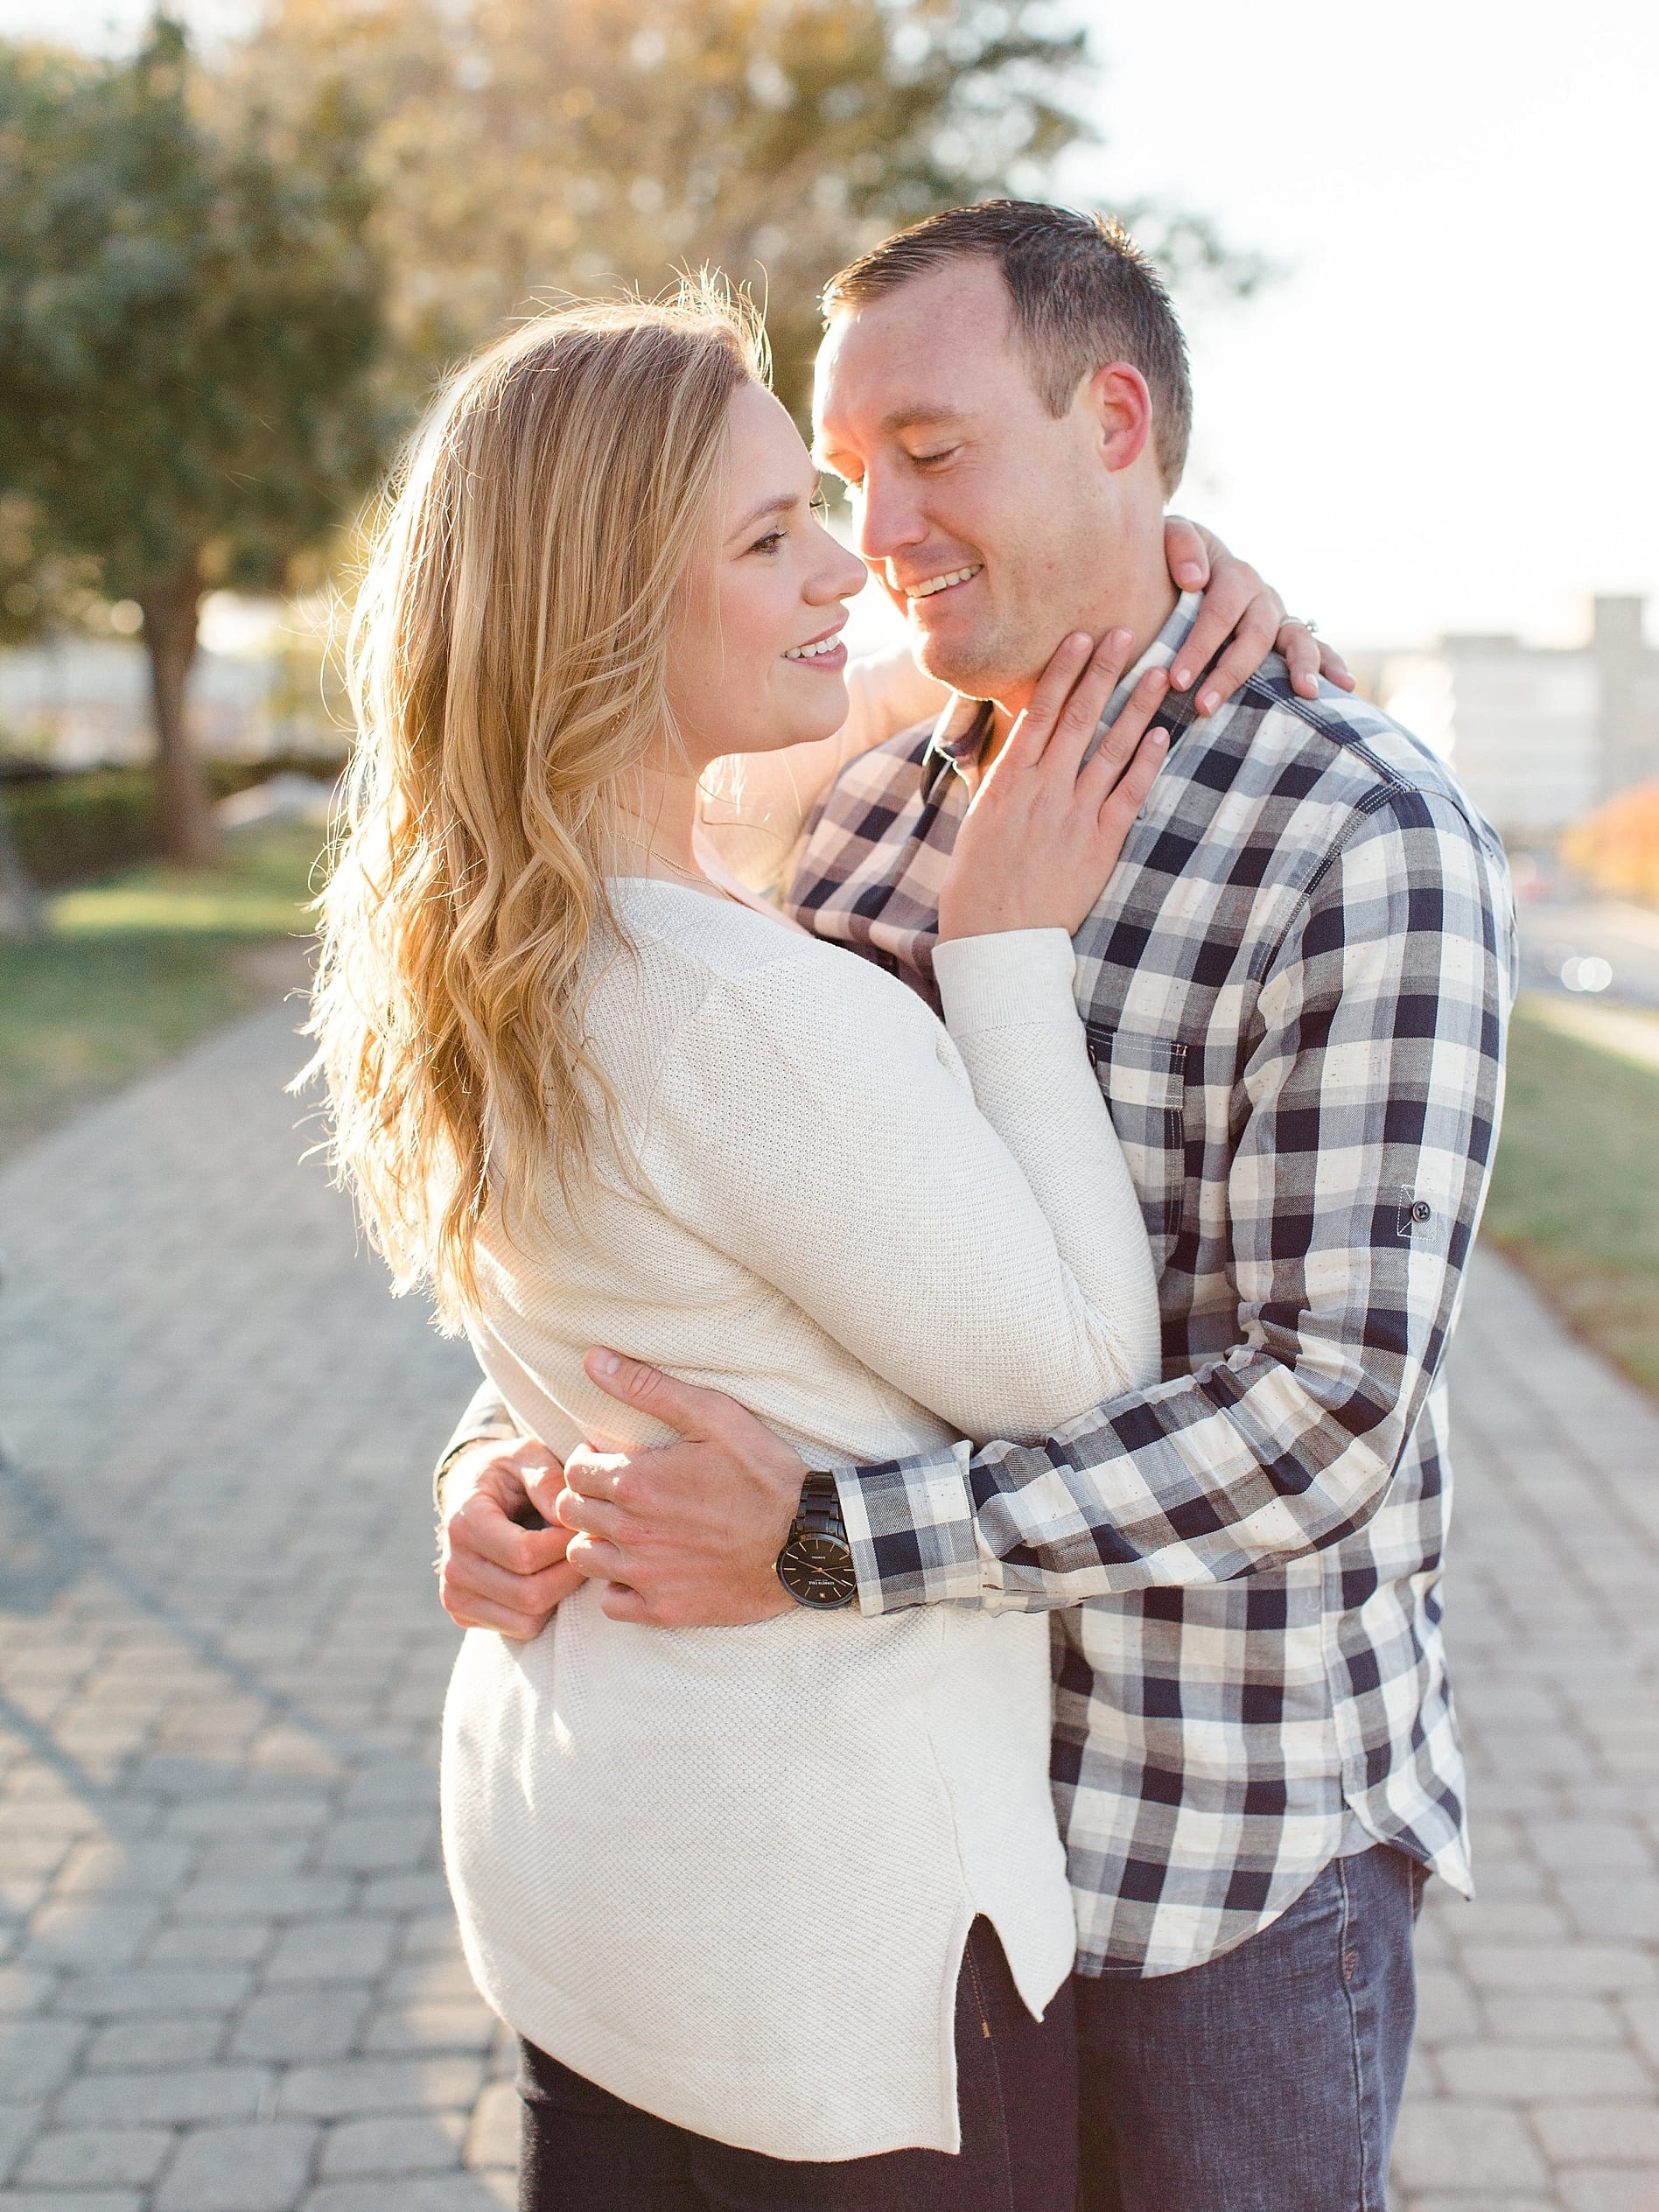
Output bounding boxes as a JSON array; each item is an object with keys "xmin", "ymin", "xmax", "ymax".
[{"xmin": 305, "ymin": 284, "xmax": 766, "ymax": 1326}]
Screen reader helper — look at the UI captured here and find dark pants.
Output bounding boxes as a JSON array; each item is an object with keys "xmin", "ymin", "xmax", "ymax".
[
  {"xmin": 517, "ymin": 1918, "xmax": 1077, "ymax": 2211},
  {"xmin": 1075, "ymin": 1843, "xmax": 1426, "ymax": 2212}
]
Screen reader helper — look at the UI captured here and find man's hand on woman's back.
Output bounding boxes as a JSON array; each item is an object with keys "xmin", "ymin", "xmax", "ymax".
[
  {"xmin": 556, "ymin": 1351, "xmax": 806, "ymax": 1627},
  {"xmin": 433, "ymin": 1378, "xmax": 805, "ymax": 1634}
]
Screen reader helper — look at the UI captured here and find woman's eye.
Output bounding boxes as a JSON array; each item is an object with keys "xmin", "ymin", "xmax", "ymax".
[
  {"xmin": 809, "ymin": 491, "xmax": 830, "ymax": 518},
  {"xmin": 749, "ymin": 529, "xmax": 786, "ymax": 555}
]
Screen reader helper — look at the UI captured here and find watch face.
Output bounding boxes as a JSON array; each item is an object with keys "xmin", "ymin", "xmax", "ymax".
[{"xmin": 780, "ymin": 1533, "xmax": 857, "ymax": 1608}]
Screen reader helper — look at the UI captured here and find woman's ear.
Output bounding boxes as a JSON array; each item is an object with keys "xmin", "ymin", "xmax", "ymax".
[{"xmin": 1083, "ymin": 360, "xmax": 1154, "ymax": 476}]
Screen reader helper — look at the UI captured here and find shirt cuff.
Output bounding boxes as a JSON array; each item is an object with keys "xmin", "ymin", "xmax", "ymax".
[
  {"xmin": 432, "ymin": 1421, "xmax": 520, "ymax": 1508},
  {"xmin": 932, "ymin": 928, "xmax": 1080, "ymax": 1038},
  {"xmin": 832, "ymin": 1446, "xmax": 987, "ymax": 1616}
]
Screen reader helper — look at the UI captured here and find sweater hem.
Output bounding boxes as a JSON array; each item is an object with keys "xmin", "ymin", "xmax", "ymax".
[{"xmin": 467, "ymin": 1931, "xmax": 965, "ymax": 2162}]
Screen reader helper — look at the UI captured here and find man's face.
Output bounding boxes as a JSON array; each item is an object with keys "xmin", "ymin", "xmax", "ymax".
[{"xmin": 813, "ymin": 258, "xmax": 1123, "ymax": 703}]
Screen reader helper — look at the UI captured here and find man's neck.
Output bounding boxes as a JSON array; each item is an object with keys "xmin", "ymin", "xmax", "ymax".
[{"xmin": 977, "ymin": 559, "xmax": 1180, "ymax": 778}]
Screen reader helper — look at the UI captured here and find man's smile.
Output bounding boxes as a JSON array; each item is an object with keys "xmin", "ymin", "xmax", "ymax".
[{"xmin": 900, "ymin": 563, "xmax": 984, "ymax": 601}]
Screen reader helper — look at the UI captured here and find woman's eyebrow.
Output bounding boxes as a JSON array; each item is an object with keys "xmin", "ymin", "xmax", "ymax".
[{"xmin": 728, "ymin": 491, "xmax": 799, "ymax": 539}]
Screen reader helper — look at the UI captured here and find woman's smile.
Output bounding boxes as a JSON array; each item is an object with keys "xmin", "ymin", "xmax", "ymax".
[{"xmin": 782, "ymin": 619, "xmax": 849, "ymax": 669}]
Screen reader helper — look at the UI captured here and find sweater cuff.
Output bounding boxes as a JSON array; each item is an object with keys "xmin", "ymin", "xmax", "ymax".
[{"xmin": 933, "ymin": 928, "xmax": 1080, "ymax": 1039}]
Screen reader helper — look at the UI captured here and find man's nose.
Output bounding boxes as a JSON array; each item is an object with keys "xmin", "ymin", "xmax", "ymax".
[{"xmin": 855, "ymin": 470, "xmax": 926, "ymax": 568}]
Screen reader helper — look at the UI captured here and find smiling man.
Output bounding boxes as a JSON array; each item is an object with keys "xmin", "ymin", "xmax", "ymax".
[
  {"xmin": 433, "ymin": 203, "xmax": 1516, "ymax": 2211},
  {"xmin": 815, "ymin": 218, "xmax": 1191, "ymax": 720}
]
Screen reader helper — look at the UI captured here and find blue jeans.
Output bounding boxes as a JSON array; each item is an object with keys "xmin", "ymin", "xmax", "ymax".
[
  {"xmin": 516, "ymin": 1918, "xmax": 1078, "ymax": 2210},
  {"xmin": 1074, "ymin": 1843, "xmax": 1425, "ymax": 2212}
]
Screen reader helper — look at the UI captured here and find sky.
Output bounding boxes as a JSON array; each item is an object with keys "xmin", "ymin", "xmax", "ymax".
[
  {"xmin": 3, "ymin": 0, "xmax": 1654, "ymax": 654},
  {"xmin": 1060, "ymin": 0, "xmax": 1659, "ymax": 650}
]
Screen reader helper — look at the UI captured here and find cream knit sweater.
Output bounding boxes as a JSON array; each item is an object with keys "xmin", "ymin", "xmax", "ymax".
[{"xmin": 442, "ymin": 880, "xmax": 1159, "ymax": 2162}]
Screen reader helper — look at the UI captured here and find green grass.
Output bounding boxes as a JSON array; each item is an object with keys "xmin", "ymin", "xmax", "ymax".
[
  {"xmin": 0, "ymin": 821, "xmax": 324, "ymax": 1164},
  {"xmin": 1485, "ymin": 996, "xmax": 1659, "ymax": 1398}
]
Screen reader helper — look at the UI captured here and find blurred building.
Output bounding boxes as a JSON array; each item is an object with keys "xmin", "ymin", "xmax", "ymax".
[
  {"xmin": 0, "ymin": 596, "xmax": 344, "ymax": 766},
  {"xmin": 0, "ymin": 636, "xmax": 273, "ymax": 766},
  {"xmin": 1378, "ymin": 597, "xmax": 1659, "ymax": 844}
]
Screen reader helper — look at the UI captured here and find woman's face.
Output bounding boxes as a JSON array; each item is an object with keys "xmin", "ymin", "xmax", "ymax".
[{"xmin": 664, "ymin": 380, "xmax": 869, "ymax": 766}]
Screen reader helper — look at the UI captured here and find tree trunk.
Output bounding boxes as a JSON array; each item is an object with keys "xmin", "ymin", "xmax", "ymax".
[
  {"xmin": 138, "ymin": 551, "xmax": 218, "ymax": 867},
  {"xmin": 0, "ymin": 787, "xmax": 46, "ymax": 941}
]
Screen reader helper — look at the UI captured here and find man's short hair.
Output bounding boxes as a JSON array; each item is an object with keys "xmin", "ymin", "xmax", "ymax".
[{"xmin": 822, "ymin": 200, "xmax": 1192, "ymax": 493}]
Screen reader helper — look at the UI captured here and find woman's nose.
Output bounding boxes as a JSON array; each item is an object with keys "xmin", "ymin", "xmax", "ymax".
[
  {"xmin": 833, "ymin": 546, "xmax": 869, "ymax": 602},
  {"xmin": 808, "ymin": 536, "xmax": 872, "ymax": 605}
]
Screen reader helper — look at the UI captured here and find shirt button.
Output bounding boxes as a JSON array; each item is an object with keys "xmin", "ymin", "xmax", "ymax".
[{"xmin": 1410, "ymin": 1200, "xmax": 1432, "ymax": 1224}]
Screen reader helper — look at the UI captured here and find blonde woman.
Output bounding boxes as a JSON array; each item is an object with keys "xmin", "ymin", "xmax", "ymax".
[{"xmin": 311, "ymin": 290, "xmax": 1286, "ymax": 2210}]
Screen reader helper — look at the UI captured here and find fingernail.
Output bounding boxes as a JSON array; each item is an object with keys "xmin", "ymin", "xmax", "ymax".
[
  {"xmin": 1172, "ymin": 666, "xmax": 1191, "ymax": 690},
  {"xmin": 1199, "ymin": 690, "xmax": 1220, "ymax": 716},
  {"xmin": 1176, "ymin": 564, "xmax": 1203, "ymax": 586},
  {"xmin": 591, "ymin": 1350, "xmax": 619, "ymax": 1376},
  {"xmin": 1151, "ymin": 728, "xmax": 1169, "ymax": 747}
]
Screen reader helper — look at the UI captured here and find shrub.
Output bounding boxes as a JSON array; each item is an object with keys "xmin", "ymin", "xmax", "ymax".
[
  {"xmin": 4, "ymin": 766, "xmax": 156, "ymax": 886},
  {"xmin": 0, "ymin": 753, "xmax": 345, "ymax": 887}
]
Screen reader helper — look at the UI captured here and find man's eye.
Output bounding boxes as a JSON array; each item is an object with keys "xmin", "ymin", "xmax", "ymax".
[{"xmin": 913, "ymin": 448, "xmax": 956, "ymax": 469}]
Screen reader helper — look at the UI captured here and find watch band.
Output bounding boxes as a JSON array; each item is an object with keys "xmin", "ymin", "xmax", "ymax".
[{"xmin": 794, "ymin": 1469, "xmax": 846, "ymax": 1537}]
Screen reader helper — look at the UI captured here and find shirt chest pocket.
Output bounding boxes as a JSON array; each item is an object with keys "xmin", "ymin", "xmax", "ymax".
[{"xmin": 1084, "ymin": 1024, "xmax": 1190, "ymax": 1262}]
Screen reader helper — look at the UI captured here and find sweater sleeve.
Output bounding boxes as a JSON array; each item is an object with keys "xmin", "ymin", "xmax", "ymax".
[{"xmin": 637, "ymin": 930, "xmax": 1159, "ymax": 1446}]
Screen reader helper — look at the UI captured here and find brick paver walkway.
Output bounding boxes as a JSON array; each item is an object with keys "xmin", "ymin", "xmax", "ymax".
[{"xmin": 0, "ymin": 1000, "xmax": 1656, "ymax": 2210}]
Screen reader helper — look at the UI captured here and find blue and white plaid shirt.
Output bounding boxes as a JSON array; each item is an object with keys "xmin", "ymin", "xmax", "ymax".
[{"xmin": 788, "ymin": 593, "xmax": 1516, "ymax": 1978}]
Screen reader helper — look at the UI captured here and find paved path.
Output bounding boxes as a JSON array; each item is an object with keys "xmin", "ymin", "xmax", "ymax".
[{"xmin": 0, "ymin": 1000, "xmax": 1655, "ymax": 2211}]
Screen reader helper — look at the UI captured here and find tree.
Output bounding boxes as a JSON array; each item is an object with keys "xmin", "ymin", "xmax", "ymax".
[
  {"xmin": 0, "ymin": 494, "xmax": 106, "ymax": 652},
  {"xmin": 0, "ymin": 18, "xmax": 389, "ymax": 864},
  {"xmin": 241, "ymin": 0, "xmax": 1105, "ymax": 416}
]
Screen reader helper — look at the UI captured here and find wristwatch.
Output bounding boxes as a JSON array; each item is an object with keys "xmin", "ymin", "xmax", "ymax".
[{"xmin": 775, "ymin": 1472, "xmax": 857, "ymax": 1609}]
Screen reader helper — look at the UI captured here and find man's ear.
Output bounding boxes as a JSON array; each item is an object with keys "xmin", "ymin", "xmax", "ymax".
[{"xmin": 1083, "ymin": 360, "xmax": 1154, "ymax": 476}]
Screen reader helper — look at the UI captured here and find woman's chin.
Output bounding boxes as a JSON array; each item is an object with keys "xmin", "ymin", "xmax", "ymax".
[{"xmin": 755, "ymin": 687, "xmax": 851, "ymax": 752}]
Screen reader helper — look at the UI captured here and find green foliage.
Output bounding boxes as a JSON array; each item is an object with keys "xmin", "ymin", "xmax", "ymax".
[
  {"xmin": 0, "ymin": 493, "xmax": 106, "ymax": 648},
  {"xmin": 0, "ymin": 16, "xmax": 388, "ymax": 858},
  {"xmin": 245, "ymin": 0, "xmax": 1102, "ymax": 415},
  {"xmin": 0, "ymin": 18, "xmax": 389, "ymax": 598}
]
